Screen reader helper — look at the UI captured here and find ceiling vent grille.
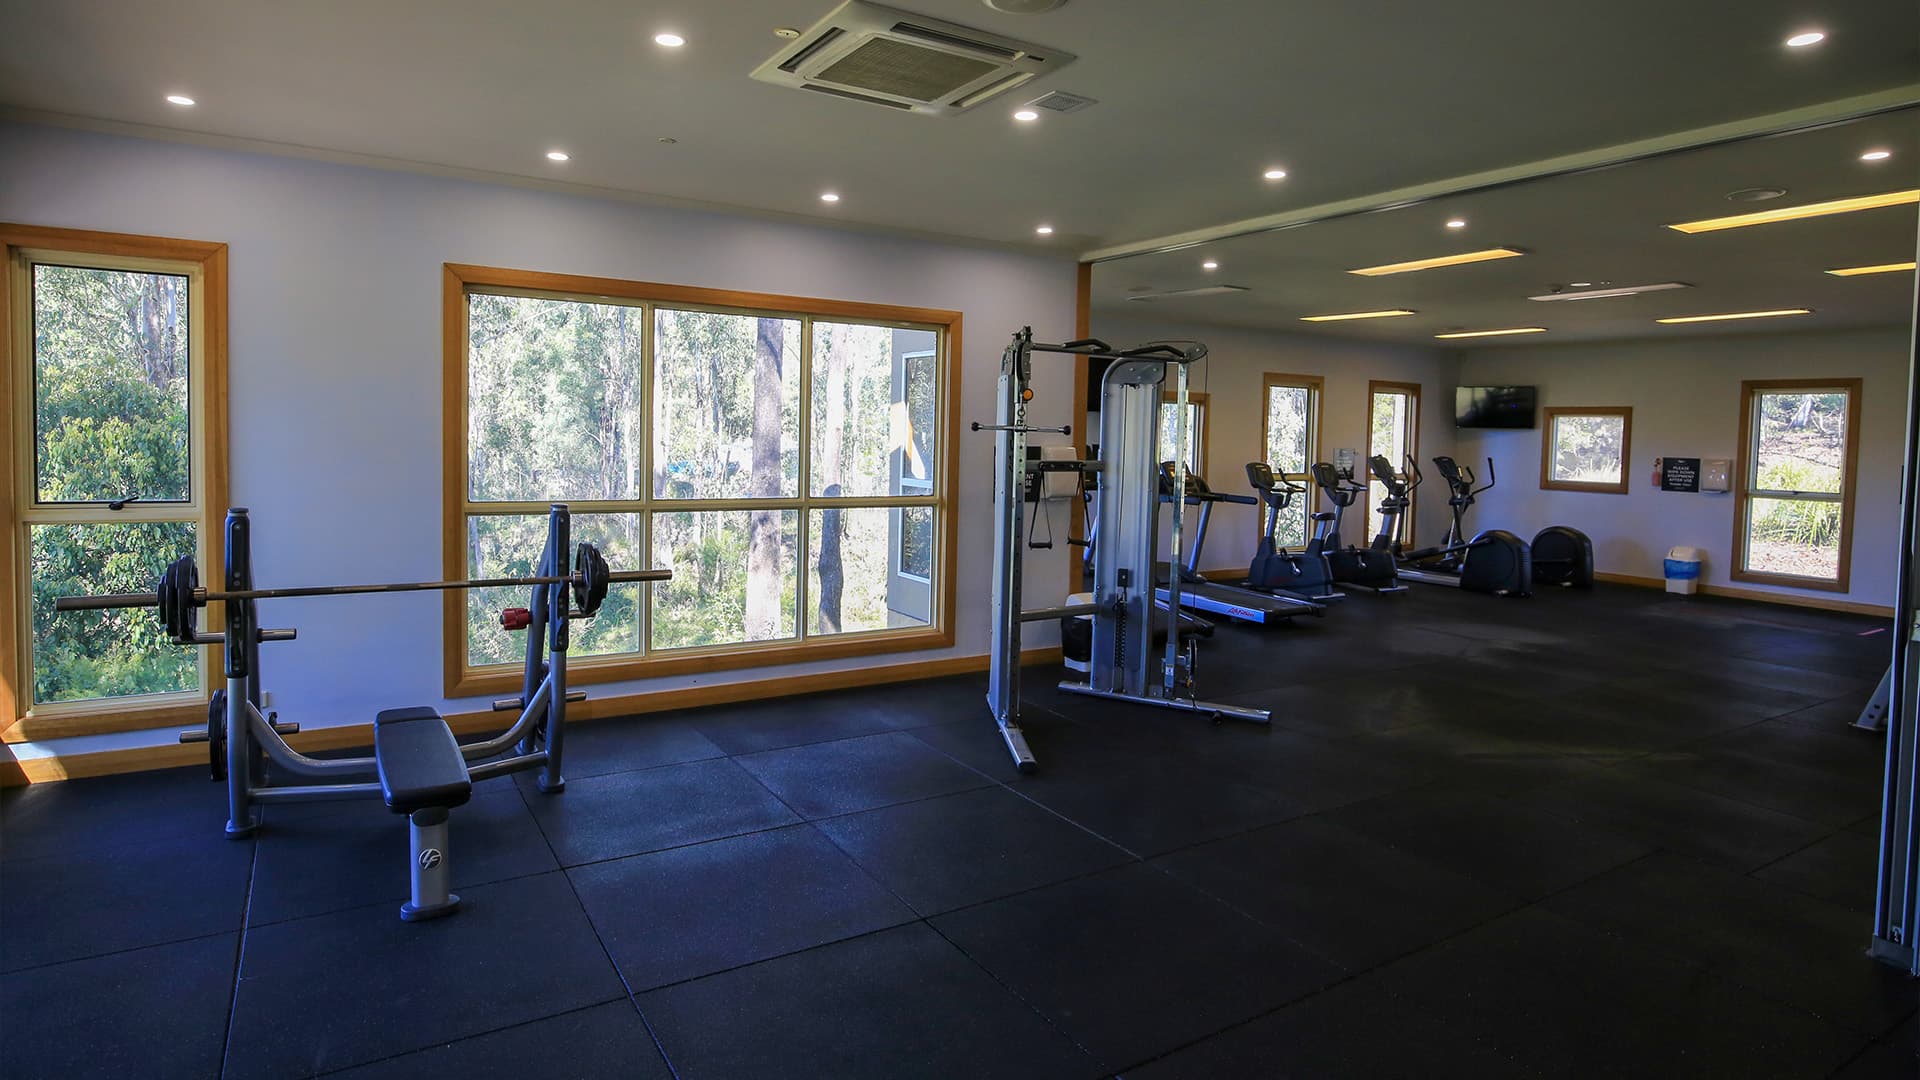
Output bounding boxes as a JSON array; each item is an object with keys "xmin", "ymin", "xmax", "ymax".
[
  {"xmin": 1026, "ymin": 90, "xmax": 1097, "ymax": 114},
  {"xmin": 752, "ymin": 1, "xmax": 1075, "ymax": 117}
]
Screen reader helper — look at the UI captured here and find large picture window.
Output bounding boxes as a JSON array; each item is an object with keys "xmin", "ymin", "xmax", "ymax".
[
  {"xmin": 4, "ymin": 225, "xmax": 228, "ymax": 739},
  {"xmin": 1733, "ymin": 379, "xmax": 1860, "ymax": 591},
  {"xmin": 1260, "ymin": 373, "xmax": 1323, "ymax": 549},
  {"xmin": 1366, "ymin": 381, "xmax": 1420, "ymax": 545},
  {"xmin": 445, "ymin": 265, "xmax": 958, "ymax": 695}
]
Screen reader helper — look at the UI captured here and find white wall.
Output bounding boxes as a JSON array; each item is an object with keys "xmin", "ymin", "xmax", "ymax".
[
  {"xmin": 0, "ymin": 122, "xmax": 1078, "ymax": 730},
  {"xmin": 1093, "ymin": 313, "xmax": 1457, "ymax": 572},
  {"xmin": 1454, "ymin": 326, "xmax": 1910, "ymax": 607}
]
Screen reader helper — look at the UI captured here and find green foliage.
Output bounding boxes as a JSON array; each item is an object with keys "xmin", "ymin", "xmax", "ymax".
[
  {"xmin": 1752, "ymin": 461, "xmax": 1842, "ymax": 548},
  {"xmin": 28, "ymin": 266, "xmax": 198, "ymax": 704},
  {"xmin": 1551, "ymin": 415, "xmax": 1624, "ymax": 483}
]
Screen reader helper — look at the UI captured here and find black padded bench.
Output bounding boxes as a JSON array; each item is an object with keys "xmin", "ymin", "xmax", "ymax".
[{"xmin": 373, "ymin": 707, "xmax": 472, "ymax": 921}]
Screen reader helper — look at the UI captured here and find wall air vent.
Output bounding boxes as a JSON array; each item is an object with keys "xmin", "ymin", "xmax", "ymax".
[{"xmin": 752, "ymin": 1, "xmax": 1075, "ymax": 117}]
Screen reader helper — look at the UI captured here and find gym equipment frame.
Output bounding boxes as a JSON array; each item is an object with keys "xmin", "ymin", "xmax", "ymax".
[
  {"xmin": 978, "ymin": 328, "xmax": 1270, "ymax": 772},
  {"xmin": 56, "ymin": 503, "xmax": 670, "ymax": 920},
  {"xmin": 1870, "ymin": 299, "xmax": 1919, "ymax": 977}
]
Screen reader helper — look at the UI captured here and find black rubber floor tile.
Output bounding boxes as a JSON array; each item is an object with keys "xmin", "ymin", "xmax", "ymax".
[
  {"xmin": 325, "ymin": 1000, "xmax": 672, "ymax": 1079},
  {"xmin": 1832, "ymin": 1014, "xmax": 1918, "ymax": 1080},
  {"xmin": 839, "ymin": 672, "xmax": 999, "ymax": 731},
  {"xmin": 1012, "ymin": 756, "xmax": 1307, "ymax": 857},
  {"xmin": 638, "ymin": 923, "xmax": 1103, "ymax": 1080},
  {"xmin": 1541, "ymin": 852, "xmax": 1915, "ymax": 1036},
  {"xmin": 249, "ymin": 787, "xmax": 557, "ymax": 924},
  {"xmin": 1622, "ymin": 746, "xmax": 1879, "ymax": 827},
  {"xmin": 1, "ymin": 830, "xmax": 252, "ymax": 971},
  {"xmin": 1123, "ymin": 974, "xmax": 1526, "ymax": 1079},
  {"xmin": 930, "ymin": 863, "xmax": 1343, "ymax": 1069},
  {"xmin": 733, "ymin": 730, "xmax": 993, "ymax": 819},
  {"xmin": 687, "ymin": 694, "xmax": 900, "ymax": 756},
  {"xmin": 816, "ymin": 785, "xmax": 1133, "ymax": 915},
  {"xmin": 0, "ymin": 932, "xmax": 235, "ymax": 1080},
  {"xmin": 516, "ymin": 715, "xmax": 724, "ymax": 784},
  {"xmin": 570, "ymin": 823, "xmax": 915, "ymax": 990},
  {"xmin": 1753, "ymin": 830, "xmax": 1882, "ymax": 914},
  {"xmin": 1507, "ymin": 765, "xmax": 1828, "ymax": 871},
  {"xmin": 1325, "ymin": 784, "xmax": 1654, "ymax": 900},
  {"xmin": 1350, "ymin": 721, "xmax": 1624, "ymax": 796},
  {"xmin": 1378, "ymin": 907, "xmax": 1865, "ymax": 1077},
  {"xmin": 0, "ymin": 765, "xmax": 223, "ymax": 863},
  {"xmin": 225, "ymin": 872, "xmax": 624, "ymax": 1078},
  {"xmin": 1705, "ymin": 717, "xmax": 1889, "ymax": 780},
  {"xmin": 525, "ymin": 757, "xmax": 797, "ymax": 866},
  {"xmin": 1777, "ymin": 695, "xmax": 1882, "ymax": 731},
  {"xmin": 1181, "ymin": 728, "xmax": 1432, "ymax": 815},
  {"xmin": 1154, "ymin": 817, "xmax": 1515, "ymax": 970}
]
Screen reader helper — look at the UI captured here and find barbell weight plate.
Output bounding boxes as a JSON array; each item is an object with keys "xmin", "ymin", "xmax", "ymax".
[{"xmin": 573, "ymin": 542, "xmax": 611, "ymax": 617}]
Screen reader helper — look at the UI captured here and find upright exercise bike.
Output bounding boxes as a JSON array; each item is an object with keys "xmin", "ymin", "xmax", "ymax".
[
  {"xmin": 1310, "ymin": 462, "xmax": 1404, "ymax": 592},
  {"xmin": 1244, "ymin": 461, "xmax": 1341, "ymax": 603}
]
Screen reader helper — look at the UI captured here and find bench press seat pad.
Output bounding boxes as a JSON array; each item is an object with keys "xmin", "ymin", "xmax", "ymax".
[{"xmin": 374, "ymin": 707, "xmax": 472, "ymax": 814}]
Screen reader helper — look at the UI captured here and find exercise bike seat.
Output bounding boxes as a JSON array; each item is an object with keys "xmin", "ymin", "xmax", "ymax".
[
  {"xmin": 374, "ymin": 707, "xmax": 472, "ymax": 815},
  {"xmin": 1310, "ymin": 511, "xmax": 1336, "ymax": 522}
]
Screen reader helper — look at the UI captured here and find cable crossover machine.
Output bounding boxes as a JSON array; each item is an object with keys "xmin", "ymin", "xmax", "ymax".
[
  {"xmin": 975, "ymin": 328, "xmax": 1271, "ymax": 772},
  {"xmin": 57, "ymin": 503, "xmax": 669, "ymax": 921}
]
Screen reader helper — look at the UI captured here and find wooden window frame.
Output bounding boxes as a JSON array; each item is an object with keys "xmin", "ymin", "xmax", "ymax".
[
  {"xmin": 1259, "ymin": 372, "xmax": 1324, "ymax": 534},
  {"xmin": 1366, "ymin": 380, "xmax": 1421, "ymax": 547},
  {"xmin": 443, "ymin": 264, "xmax": 961, "ymax": 698},
  {"xmin": 2, "ymin": 224, "xmax": 229, "ymax": 741},
  {"xmin": 1540, "ymin": 406, "xmax": 1633, "ymax": 494},
  {"xmin": 1158, "ymin": 389, "xmax": 1211, "ymax": 476},
  {"xmin": 1731, "ymin": 378, "xmax": 1861, "ymax": 593}
]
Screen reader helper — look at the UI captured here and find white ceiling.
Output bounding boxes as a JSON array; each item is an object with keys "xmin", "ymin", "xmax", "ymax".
[
  {"xmin": 0, "ymin": 0, "xmax": 1916, "ymax": 253},
  {"xmin": 1091, "ymin": 109, "xmax": 1920, "ymax": 345}
]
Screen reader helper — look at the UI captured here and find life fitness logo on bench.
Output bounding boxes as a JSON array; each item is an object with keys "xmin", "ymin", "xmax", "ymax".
[{"xmin": 419, "ymin": 849, "xmax": 443, "ymax": 871}]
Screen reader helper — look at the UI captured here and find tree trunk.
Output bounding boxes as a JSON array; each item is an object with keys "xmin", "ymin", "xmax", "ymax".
[
  {"xmin": 818, "ymin": 485, "xmax": 843, "ymax": 633},
  {"xmin": 745, "ymin": 319, "xmax": 783, "ymax": 640}
]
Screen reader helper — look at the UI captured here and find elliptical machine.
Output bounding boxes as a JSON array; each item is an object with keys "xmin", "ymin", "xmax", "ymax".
[
  {"xmin": 1390, "ymin": 455, "xmax": 1533, "ymax": 596},
  {"xmin": 1244, "ymin": 462, "xmax": 1341, "ymax": 603},
  {"xmin": 1309, "ymin": 462, "xmax": 1405, "ymax": 592}
]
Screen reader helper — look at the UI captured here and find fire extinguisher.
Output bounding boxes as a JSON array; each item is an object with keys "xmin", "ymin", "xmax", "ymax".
[{"xmin": 1651, "ymin": 457, "xmax": 1664, "ymax": 488}]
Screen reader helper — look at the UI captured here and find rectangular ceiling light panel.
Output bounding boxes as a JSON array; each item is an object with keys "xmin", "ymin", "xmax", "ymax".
[
  {"xmin": 1348, "ymin": 248, "xmax": 1525, "ymax": 276},
  {"xmin": 1655, "ymin": 309, "xmax": 1812, "ymax": 324},
  {"xmin": 1666, "ymin": 190, "xmax": 1919, "ymax": 234},
  {"xmin": 1825, "ymin": 261, "xmax": 1917, "ymax": 277},
  {"xmin": 1434, "ymin": 327, "xmax": 1547, "ymax": 339},
  {"xmin": 1300, "ymin": 309, "xmax": 1416, "ymax": 322},
  {"xmin": 752, "ymin": 0, "xmax": 1074, "ymax": 116},
  {"xmin": 1126, "ymin": 285, "xmax": 1251, "ymax": 301},
  {"xmin": 1528, "ymin": 282, "xmax": 1690, "ymax": 302}
]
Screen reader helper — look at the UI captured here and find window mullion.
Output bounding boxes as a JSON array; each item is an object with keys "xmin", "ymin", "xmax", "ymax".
[{"xmin": 796, "ymin": 316, "xmax": 813, "ymax": 639}]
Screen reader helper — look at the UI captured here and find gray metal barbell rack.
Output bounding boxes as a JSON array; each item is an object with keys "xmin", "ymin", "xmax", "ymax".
[
  {"xmin": 977, "ymin": 328, "xmax": 1271, "ymax": 772},
  {"xmin": 54, "ymin": 502, "xmax": 671, "ymax": 922}
]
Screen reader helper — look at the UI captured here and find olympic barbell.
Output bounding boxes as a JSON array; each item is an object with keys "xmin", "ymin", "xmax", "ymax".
[{"xmin": 56, "ymin": 542, "xmax": 671, "ymax": 640}]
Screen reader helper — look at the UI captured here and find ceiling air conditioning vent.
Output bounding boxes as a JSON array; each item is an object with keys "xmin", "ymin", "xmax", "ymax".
[
  {"xmin": 1027, "ymin": 90, "xmax": 1097, "ymax": 114},
  {"xmin": 752, "ymin": 0, "xmax": 1075, "ymax": 117}
]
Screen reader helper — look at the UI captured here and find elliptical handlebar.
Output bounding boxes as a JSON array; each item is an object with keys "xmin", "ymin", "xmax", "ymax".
[
  {"xmin": 1475, "ymin": 456, "xmax": 1497, "ymax": 496},
  {"xmin": 1403, "ymin": 454, "xmax": 1425, "ymax": 495}
]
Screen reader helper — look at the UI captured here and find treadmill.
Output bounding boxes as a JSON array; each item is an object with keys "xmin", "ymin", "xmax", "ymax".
[{"xmin": 1152, "ymin": 465, "xmax": 1324, "ymax": 624}]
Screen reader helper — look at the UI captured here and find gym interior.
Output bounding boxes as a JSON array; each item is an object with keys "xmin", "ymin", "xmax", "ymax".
[{"xmin": 1, "ymin": 3, "xmax": 1918, "ymax": 1077}]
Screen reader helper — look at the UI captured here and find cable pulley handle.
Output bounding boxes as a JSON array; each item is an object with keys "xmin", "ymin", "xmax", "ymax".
[
  {"xmin": 54, "ymin": 568, "xmax": 674, "ymax": 611},
  {"xmin": 970, "ymin": 422, "xmax": 1072, "ymax": 435}
]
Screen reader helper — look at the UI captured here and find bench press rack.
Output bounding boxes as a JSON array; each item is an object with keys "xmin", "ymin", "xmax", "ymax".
[{"xmin": 56, "ymin": 503, "xmax": 670, "ymax": 921}]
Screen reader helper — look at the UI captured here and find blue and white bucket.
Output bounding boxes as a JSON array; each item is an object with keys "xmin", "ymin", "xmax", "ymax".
[{"xmin": 1664, "ymin": 546, "xmax": 1704, "ymax": 595}]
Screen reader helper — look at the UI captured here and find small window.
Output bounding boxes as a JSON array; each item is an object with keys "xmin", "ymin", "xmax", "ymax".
[
  {"xmin": 1367, "ymin": 381, "xmax": 1420, "ymax": 545},
  {"xmin": 1541, "ymin": 407, "xmax": 1632, "ymax": 494},
  {"xmin": 1734, "ymin": 380, "xmax": 1860, "ymax": 590},
  {"xmin": 1158, "ymin": 391, "xmax": 1208, "ymax": 475},
  {"xmin": 1261, "ymin": 374, "xmax": 1323, "ymax": 548}
]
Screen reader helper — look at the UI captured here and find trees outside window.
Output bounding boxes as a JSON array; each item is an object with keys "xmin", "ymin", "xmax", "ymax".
[
  {"xmin": 1261, "ymin": 374, "xmax": 1323, "ymax": 549},
  {"xmin": 1541, "ymin": 407, "xmax": 1632, "ymax": 494},
  {"xmin": 5, "ymin": 227, "xmax": 228, "ymax": 738},
  {"xmin": 1734, "ymin": 381, "xmax": 1859, "ymax": 589},
  {"xmin": 448, "ymin": 266, "xmax": 955, "ymax": 695}
]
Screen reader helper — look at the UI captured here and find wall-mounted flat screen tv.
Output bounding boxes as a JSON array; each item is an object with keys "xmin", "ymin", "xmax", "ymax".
[{"xmin": 1455, "ymin": 385, "xmax": 1537, "ymax": 428}]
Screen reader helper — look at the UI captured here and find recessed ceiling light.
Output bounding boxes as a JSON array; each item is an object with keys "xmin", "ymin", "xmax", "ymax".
[
  {"xmin": 1667, "ymin": 190, "xmax": 1918, "ymax": 233},
  {"xmin": 1349, "ymin": 247, "xmax": 1524, "ymax": 276},
  {"xmin": 1201, "ymin": 260, "xmax": 1219, "ymax": 270},
  {"xmin": 1785, "ymin": 30, "xmax": 1825, "ymax": 47},
  {"xmin": 1656, "ymin": 309, "xmax": 1812, "ymax": 324},
  {"xmin": 1725, "ymin": 187, "xmax": 1788, "ymax": 202},
  {"xmin": 546, "ymin": 150, "xmax": 570, "ymax": 162},
  {"xmin": 820, "ymin": 192, "xmax": 841, "ymax": 203},
  {"xmin": 165, "ymin": 94, "xmax": 195, "ymax": 106},
  {"xmin": 1861, "ymin": 149, "xmax": 1893, "ymax": 162},
  {"xmin": 654, "ymin": 32, "xmax": 686, "ymax": 47},
  {"xmin": 1568, "ymin": 281, "xmax": 1593, "ymax": 287},
  {"xmin": 1445, "ymin": 219, "xmax": 1467, "ymax": 229},
  {"xmin": 1825, "ymin": 261, "xmax": 1916, "ymax": 277},
  {"xmin": 1013, "ymin": 109, "xmax": 1040, "ymax": 122},
  {"xmin": 1263, "ymin": 168, "xmax": 1288, "ymax": 180},
  {"xmin": 1530, "ymin": 282, "xmax": 1690, "ymax": 302},
  {"xmin": 1301, "ymin": 309, "xmax": 1417, "ymax": 322},
  {"xmin": 1035, "ymin": 225, "xmax": 1054, "ymax": 235},
  {"xmin": 774, "ymin": 27, "xmax": 801, "ymax": 39},
  {"xmin": 1434, "ymin": 327, "xmax": 1547, "ymax": 339}
]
